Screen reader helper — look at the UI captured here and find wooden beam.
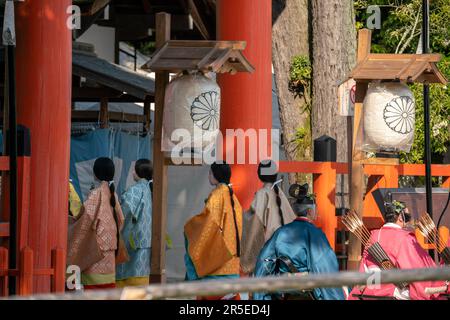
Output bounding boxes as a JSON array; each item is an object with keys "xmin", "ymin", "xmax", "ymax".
[
  {"xmin": 76, "ymin": 6, "xmax": 107, "ymax": 39},
  {"xmin": 72, "ymin": 87, "xmax": 123, "ymax": 99},
  {"xmin": 141, "ymin": 40, "xmax": 253, "ymax": 73},
  {"xmin": 89, "ymin": 0, "xmax": 110, "ymax": 16},
  {"xmin": 196, "ymin": 46, "xmax": 219, "ymax": 70},
  {"xmin": 165, "ymin": 40, "xmax": 246, "ymax": 50},
  {"xmin": 144, "ymin": 96, "xmax": 152, "ymax": 133},
  {"xmin": 150, "ymin": 12, "xmax": 171, "ymax": 284},
  {"xmin": 186, "ymin": 0, "xmax": 211, "ymax": 40},
  {"xmin": 97, "ymin": 14, "xmax": 193, "ymax": 34},
  {"xmin": 356, "ymin": 29, "xmax": 372, "ymax": 63},
  {"xmin": 348, "ymin": 29, "xmax": 372, "ymax": 271}
]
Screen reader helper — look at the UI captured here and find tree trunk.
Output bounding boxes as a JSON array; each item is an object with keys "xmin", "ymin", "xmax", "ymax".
[
  {"xmin": 272, "ymin": 0, "xmax": 311, "ymax": 182},
  {"xmin": 311, "ymin": 0, "xmax": 357, "ymax": 208}
]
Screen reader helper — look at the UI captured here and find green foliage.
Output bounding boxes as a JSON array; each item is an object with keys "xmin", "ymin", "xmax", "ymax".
[
  {"xmin": 400, "ymin": 80, "xmax": 450, "ymax": 164},
  {"xmin": 292, "ymin": 123, "xmax": 313, "ymax": 185},
  {"xmin": 289, "ymin": 55, "xmax": 313, "ymax": 163},
  {"xmin": 289, "ymin": 55, "xmax": 312, "ymax": 101},
  {"xmin": 293, "ymin": 124, "xmax": 312, "ymax": 160},
  {"xmin": 355, "ymin": 0, "xmax": 450, "ymax": 164},
  {"xmin": 136, "ymin": 41, "xmax": 156, "ymax": 56},
  {"xmin": 355, "ymin": 0, "xmax": 449, "ymax": 54}
]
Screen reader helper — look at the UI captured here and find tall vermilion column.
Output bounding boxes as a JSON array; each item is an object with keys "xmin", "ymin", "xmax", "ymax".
[
  {"xmin": 217, "ymin": 0, "xmax": 272, "ymax": 210},
  {"xmin": 15, "ymin": 0, "xmax": 72, "ymax": 292}
]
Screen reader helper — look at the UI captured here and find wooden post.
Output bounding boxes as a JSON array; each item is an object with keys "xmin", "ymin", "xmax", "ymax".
[
  {"xmin": 385, "ymin": 164, "xmax": 399, "ymax": 188},
  {"xmin": 363, "ymin": 160, "xmax": 399, "ymax": 222},
  {"xmin": 313, "ymin": 162, "xmax": 337, "ymax": 249},
  {"xmin": 150, "ymin": 12, "xmax": 171, "ymax": 284},
  {"xmin": 18, "ymin": 247, "xmax": 33, "ymax": 296},
  {"xmin": 100, "ymin": 97, "xmax": 109, "ymax": 129},
  {"xmin": 348, "ymin": 29, "xmax": 372, "ymax": 270},
  {"xmin": 144, "ymin": 96, "xmax": 152, "ymax": 134},
  {"xmin": 0, "ymin": 247, "xmax": 8, "ymax": 296},
  {"xmin": 16, "ymin": 0, "xmax": 72, "ymax": 292},
  {"xmin": 51, "ymin": 248, "xmax": 65, "ymax": 293}
]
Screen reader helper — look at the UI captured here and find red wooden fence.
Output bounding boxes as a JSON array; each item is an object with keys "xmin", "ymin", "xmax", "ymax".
[
  {"xmin": 279, "ymin": 161, "xmax": 450, "ymax": 250},
  {"xmin": 0, "ymin": 156, "xmax": 66, "ymax": 296}
]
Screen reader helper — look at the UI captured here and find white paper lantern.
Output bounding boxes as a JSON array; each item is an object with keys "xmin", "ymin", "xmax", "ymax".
[
  {"xmin": 363, "ymin": 82, "xmax": 416, "ymax": 152},
  {"xmin": 162, "ymin": 73, "xmax": 221, "ymax": 153}
]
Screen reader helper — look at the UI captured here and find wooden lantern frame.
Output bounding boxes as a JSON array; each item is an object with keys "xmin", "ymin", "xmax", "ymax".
[
  {"xmin": 347, "ymin": 28, "xmax": 448, "ymax": 270},
  {"xmin": 145, "ymin": 12, "xmax": 254, "ymax": 283}
]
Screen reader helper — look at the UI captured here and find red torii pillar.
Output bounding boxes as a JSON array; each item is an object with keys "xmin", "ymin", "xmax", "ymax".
[
  {"xmin": 15, "ymin": 0, "xmax": 72, "ymax": 292},
  {"xmin": 217, "ymin": 0, "xmax": 273, "ymax": 210}
]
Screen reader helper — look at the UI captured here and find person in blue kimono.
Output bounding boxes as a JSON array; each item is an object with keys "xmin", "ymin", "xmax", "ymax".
[
  {"xmin": 253, "ymin": 183, "xmax": 345, "ymax": 300},
  {"xmin": 116, "ymin": 159, "xmax": 153, "ymax": 287}
]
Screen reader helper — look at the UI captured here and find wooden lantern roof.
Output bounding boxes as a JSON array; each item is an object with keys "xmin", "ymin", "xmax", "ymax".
[
  {"xmin": 350, "ymin": 53, "xmax": 447, "ymax": 84},
  {"xmin": 141, "ymin": 40, "xmax": 255, "ymax": 74}
]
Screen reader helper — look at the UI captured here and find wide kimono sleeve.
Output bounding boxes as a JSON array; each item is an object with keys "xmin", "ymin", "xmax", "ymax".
[
  {"xmin": 115, "ymin": 194, "xmax": 125, "ymax": 232},
  {"xmin": 67, "ymin": 187, "xmax": 102, "ymax": 269},
  {"xmin": 396, "ymin": 233, "xmax": 445, "ymax": 300},
  {"xmin": 83, "ymin": 187, "xmax": 101, "ymax": 216},
  {"xmin": 347, "ymin": 248, "xmax": 371, "ymax": 300},
  {"xmin": 184, "ymin": 190, "xmax": 229, "ymax": 279},
  {"xmin": 308, "ymin": 229, "xmax": 345, "ymax": 300},
  {"xmin": 120, "ymin": 186, "xmax": 141, "ymax": 222},
  {"xmin": 241, "ymin": 190, "xmax": 269, "ymax": 274},
  {"xmin": 252, "ymin": 231, "xmax": 280, "ymax": 300}
]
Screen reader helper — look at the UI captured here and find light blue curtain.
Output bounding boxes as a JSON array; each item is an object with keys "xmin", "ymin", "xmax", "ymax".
[{"xmin": 70, "ymin": 129, "xmax": 152, "ymax": 201}]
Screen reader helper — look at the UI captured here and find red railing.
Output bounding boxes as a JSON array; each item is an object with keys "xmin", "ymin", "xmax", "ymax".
[
  {"xmin": 0, "ymin": 156, "xmax": 66, "ymax": 296},
  {"xmin": 279, "ymin": 161, "xmax": 450, "ymax": 250}
]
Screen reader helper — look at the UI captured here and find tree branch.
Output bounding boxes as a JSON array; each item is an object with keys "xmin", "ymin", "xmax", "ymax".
[{"xmin": 398, "ymin": 9, "xmax": 421, "ymax": 54}]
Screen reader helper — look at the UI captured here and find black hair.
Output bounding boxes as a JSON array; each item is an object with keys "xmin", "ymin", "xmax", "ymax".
[
  {"xmin": 135, "ymin": 159, "xmax": 153, "ymax": 192},
  {"xmin": 93, "ymin": 157, "xmax": 120, "ymax": 256},
  {"xmin": 211, "ymin": 161, "xmax": 240, "ymax": 257},
  {"xmin": 289, "ymin": 183, "xmax": 314, "ymax": 217},
  {"xmin": 383, "ymin": 203, "xmax": 400, "ymax": 223},
  {"xmin": 383, "ymin": 202, "xmax": 410, "ymax": 223},
  {"xmin": 210, "ymin": 161, "xmax": 231, "ymax": 184},
  {"xmin": 258, "ymin": 160, "xmax": 284, "ymax": 225}
]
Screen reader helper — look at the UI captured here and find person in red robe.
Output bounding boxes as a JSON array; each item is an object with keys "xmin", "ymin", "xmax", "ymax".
[{"xmin": 348, "ymin": 200, "xmax": 445, "ymax": 300}]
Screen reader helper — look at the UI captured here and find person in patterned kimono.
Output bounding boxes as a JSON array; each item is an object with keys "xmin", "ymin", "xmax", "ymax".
[
  {"xmin": 184, "ymin": 161, "xmax": 243, "ymax": 300},
  {"xmin": 116, "ymin": 159, "xmax": 153, "ymax": 287},
  {"xmin": 69, "ymin": 157, "xmax": 125, "ymax": 290}
]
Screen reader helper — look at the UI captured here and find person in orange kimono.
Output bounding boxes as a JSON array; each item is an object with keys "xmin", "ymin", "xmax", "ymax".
[
  {"xmin": 184, "ymin": 161, "xmax": 243, "ymax": 300},
  {"xmin": 68, "ymin": 157, "xmax": 125, "ymax": 290}
]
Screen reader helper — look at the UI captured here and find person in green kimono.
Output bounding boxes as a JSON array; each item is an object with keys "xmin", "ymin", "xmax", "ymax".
[{"xmin": 116, "ymin": 159, "xmax": 153, "ymax": 287}]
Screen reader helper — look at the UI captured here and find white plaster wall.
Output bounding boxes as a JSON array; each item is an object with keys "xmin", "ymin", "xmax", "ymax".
[{"xmin": 77, "ymin": 25, "xmax": 115, "ymax": 62}]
